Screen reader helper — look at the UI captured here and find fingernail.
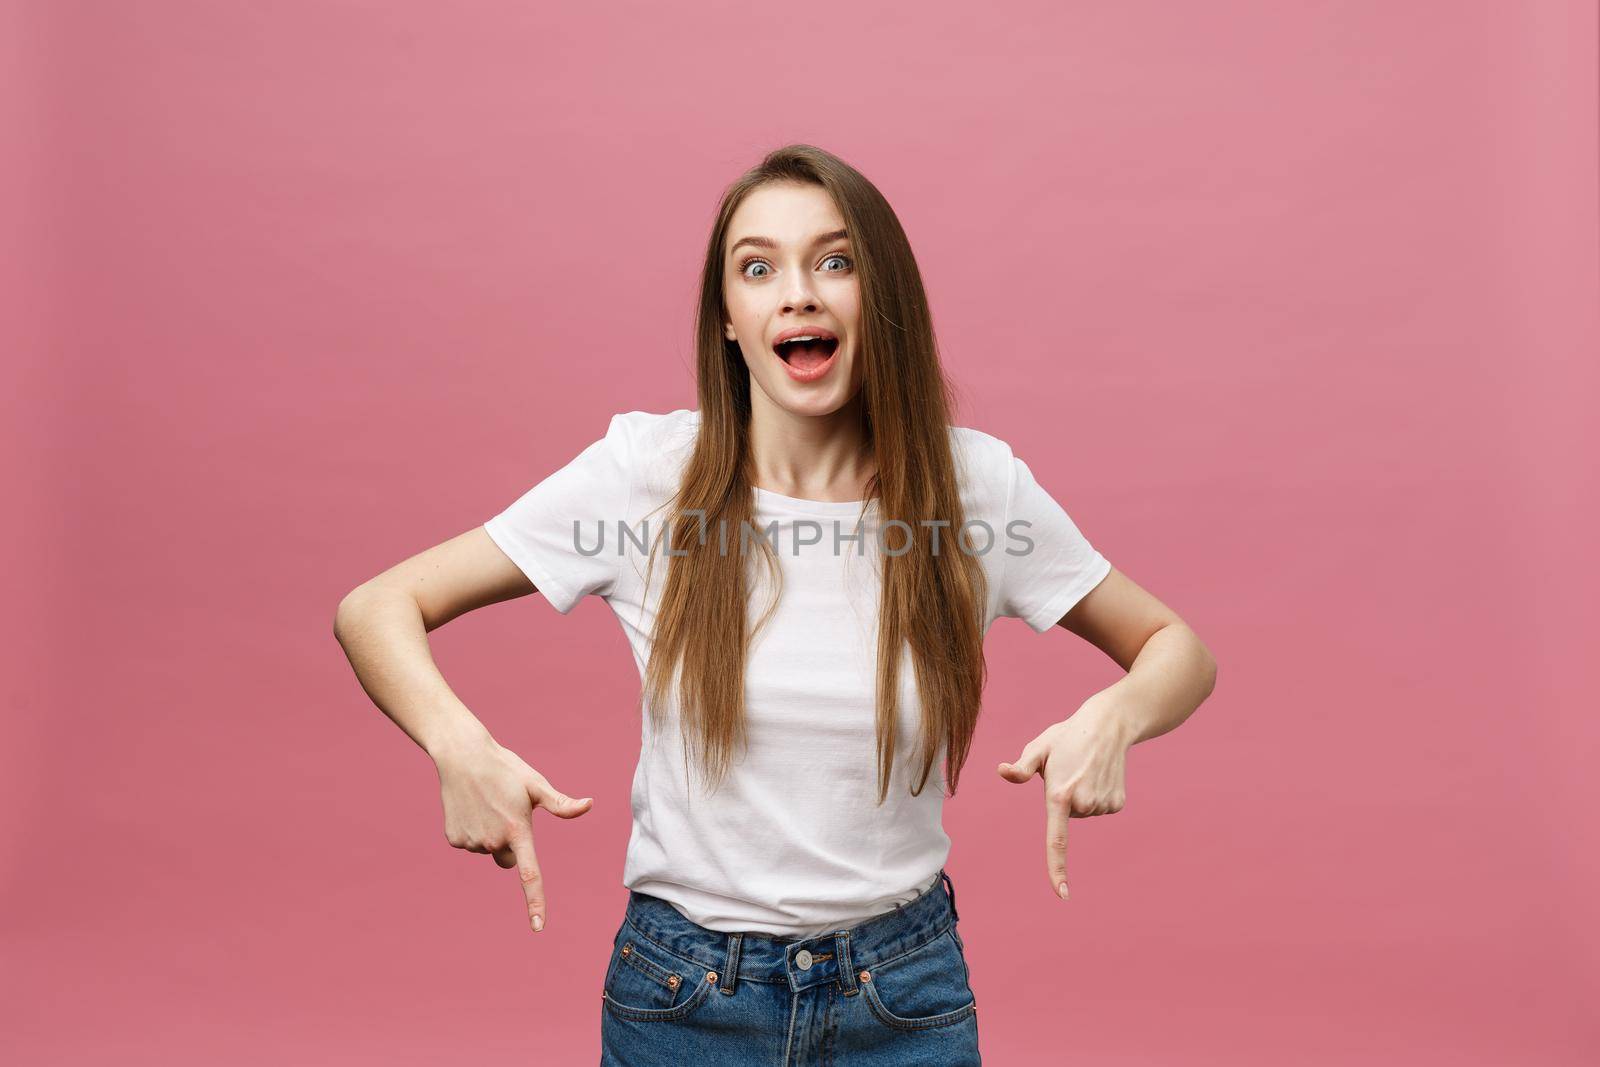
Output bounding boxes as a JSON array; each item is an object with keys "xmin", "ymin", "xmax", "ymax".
[
  {"xmin": 532, "ymin": 914, "xmax": 544, "ymax": 932},
  {"xmin": 1058, "ymin": 882, "xmax": 1069, "ymax": 900}
]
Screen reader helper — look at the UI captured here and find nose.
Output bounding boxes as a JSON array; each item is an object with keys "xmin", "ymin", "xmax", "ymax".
[{"xmin": 781, "ymin": 276, "xmax": 820, "ymax": 314}]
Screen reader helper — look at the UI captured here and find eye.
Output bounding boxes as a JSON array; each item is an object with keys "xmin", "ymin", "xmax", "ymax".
[
  {"xmin": 821, "ymin": 253, "xmax": 853, "ymax": 272},
  {"xmin": 737, "ymin": 256, "xmax": 772, "ymax": 279}
]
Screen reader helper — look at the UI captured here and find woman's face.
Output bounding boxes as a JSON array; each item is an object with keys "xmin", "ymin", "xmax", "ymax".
[{"xmin": 722, "ymin": 182, "xmax": 864, "ymax": 418}]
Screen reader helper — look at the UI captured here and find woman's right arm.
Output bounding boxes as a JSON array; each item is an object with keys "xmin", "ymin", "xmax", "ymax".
[{"xmin": 331, "ymin": 526, "xmax": 593, "ymax": 934}]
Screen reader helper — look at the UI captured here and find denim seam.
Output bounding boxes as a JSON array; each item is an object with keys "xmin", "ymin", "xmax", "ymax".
[
  {"xmin": 860, "ymin": 978, "xmax": 977, "ymax": 1032},
  {"xmin": 623, "ymin": 915, "xmax": 722, "ymax": 974},
  {"xmin": 602, "ymin": 973, "xmax": 715, "ymax": 1024},
  {"xmin": 854, "ymin": 917, "xmax": 956, "ymax": 972},
  {"xmin": 618, "ymin": 940, "xmax": 682, "ymax": 990},
  {"xmin": 783, "ymin": 992, "xmax": 799, "ymax": 1065}
]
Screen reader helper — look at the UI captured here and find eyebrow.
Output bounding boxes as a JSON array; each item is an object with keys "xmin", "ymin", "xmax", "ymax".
[{"xmin": 728, "ymin": 228, "xmax": 849, "ymax": 257}]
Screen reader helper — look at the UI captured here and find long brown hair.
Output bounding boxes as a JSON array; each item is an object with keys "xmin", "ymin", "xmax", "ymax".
[{"xmin": 636, "ymin": 144, "xmax": 988, "ymax": 805}]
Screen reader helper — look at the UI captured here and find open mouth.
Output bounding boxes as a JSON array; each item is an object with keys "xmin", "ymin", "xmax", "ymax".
[{"xmin": 773, "ymin": 336, "xmax": 840, "ymax": 370}]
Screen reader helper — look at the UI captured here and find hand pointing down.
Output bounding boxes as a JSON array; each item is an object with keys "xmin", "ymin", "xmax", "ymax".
[
  {"xmin": 997, "ymin": 691, "xmax": 1132, "ymax": 902},
  {"xmin": 434, "ymin": 734, "xmax": 592, "ymax": 932}
]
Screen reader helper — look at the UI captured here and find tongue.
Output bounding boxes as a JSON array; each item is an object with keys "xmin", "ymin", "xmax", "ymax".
[{"xmin": 785, "ymin": 340, "xmax": 833, "ymax": 370}]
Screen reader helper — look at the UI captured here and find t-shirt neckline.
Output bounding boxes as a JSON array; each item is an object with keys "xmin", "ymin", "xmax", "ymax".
[{"xmin": 753, "ymin": 486, "xmax": 878, "ymax": 516}]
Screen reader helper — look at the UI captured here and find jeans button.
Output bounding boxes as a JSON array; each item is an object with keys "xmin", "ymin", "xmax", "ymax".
[{"xmin": 795, "ymin": 949, "xmax": 813, "ymax": 970}]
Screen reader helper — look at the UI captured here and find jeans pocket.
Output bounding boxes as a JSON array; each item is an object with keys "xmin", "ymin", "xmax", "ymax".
[
  {"xmin": 601, "ymin": 929, "xmax": 717, "ymax": 1023},
  {"xmin": 860, "ymin": 928, "xmax": 978, "ymax": 1032}
]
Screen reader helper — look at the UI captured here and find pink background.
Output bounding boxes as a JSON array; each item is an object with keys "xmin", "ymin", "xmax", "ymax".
[{"xmin": 5, "ymin": 1, "xmax": 1597, "ymax": 1063}]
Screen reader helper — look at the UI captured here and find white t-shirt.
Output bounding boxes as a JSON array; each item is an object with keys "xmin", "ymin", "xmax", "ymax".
[{"xmin": 483, "ymin": 408, "xmax": 1111, "ymax": 937}]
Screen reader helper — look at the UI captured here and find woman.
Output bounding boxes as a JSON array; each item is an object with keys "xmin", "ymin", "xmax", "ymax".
[{"xmin": 334, "ymin": 144, "xmax": 1217, "ymax": 1065}]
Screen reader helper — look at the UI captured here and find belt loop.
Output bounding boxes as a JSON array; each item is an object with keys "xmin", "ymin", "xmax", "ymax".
[
  {"xmin": 940, "ymin": 868, "xmax": 959, "ymax": 924},
  {"xmin": 834, "ymin": 930, "xmax": 857, "ymax": 996},
  {"xmin": 721, "ymin": 932, "xmax": 742, "ymax": 995}
]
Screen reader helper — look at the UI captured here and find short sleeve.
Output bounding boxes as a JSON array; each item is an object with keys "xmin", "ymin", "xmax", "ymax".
[
  {"xmin": 996, "ymin": 454, "xmax": 1112, "ymax": 633},
  {"xmin": 482, "ymin": 413, "xmax": 633, "ymax": 615}
]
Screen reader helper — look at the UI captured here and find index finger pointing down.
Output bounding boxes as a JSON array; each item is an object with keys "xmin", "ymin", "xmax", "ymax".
[
  {"xmin": 509, "ymin": 828, "xmax": 546, "ymax": 931},
  {"xmin": 1046, "ymin": 795, "xmax": 1070, "ymax": 901}
]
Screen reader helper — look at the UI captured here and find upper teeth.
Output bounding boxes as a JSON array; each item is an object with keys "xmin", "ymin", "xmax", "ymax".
[{"xmin": 782, "ymin": 335, "xmax": 825, "ymax": 344}]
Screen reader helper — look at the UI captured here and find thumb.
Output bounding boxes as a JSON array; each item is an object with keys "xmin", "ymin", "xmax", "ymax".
[
  {"xmin": 532, "ymin": 783, "xmax": 594, "ymax": 820},
  {"xmin": 997, "ymin": 742, "xmax": 1044, "ymax": 784}
]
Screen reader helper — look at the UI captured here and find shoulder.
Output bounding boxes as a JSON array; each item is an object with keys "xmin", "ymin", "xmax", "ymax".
[
  {"xmin": 948, "ymin": 424, "xmax": 1017, "ymax": 519},
  {"xmin": 605, "ymin": 407, "xmax": 700, "ymax": 503},
  {"xmin": 948, "ymin": 423, "xmax": 1016, "ymax": 468},
  {"xmin": 600, "ymin": 408, "xmax": 699, "ymax": 458},
  {"xmin": 604, "ymin": 407, "xmax": 695, "ymax": 440}
]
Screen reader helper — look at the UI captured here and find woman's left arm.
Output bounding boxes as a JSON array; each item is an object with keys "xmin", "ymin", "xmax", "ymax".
[{"xmin": 997, "ymin": 566, "xmax": 1218, "ymax": 900}]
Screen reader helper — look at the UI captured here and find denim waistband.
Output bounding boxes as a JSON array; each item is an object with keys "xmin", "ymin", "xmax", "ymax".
[{"xmin": 620, "ymin": 869, "xmax": 961, "ymax": 998}]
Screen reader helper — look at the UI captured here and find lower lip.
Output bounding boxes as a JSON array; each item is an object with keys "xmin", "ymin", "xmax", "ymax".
[{"xmin": 777, "ymin": 344, "xmax": 839, "ymax": 383}]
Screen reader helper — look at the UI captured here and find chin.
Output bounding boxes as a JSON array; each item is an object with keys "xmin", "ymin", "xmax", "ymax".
[{"xmin": 770, "ymin": 384, "xmax": 861, "ymax": 420}]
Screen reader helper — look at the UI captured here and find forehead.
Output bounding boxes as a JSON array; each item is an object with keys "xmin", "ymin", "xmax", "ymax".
[{"xmin": 725, "ymin": 183, "xmax": 846, "ymax": 251}]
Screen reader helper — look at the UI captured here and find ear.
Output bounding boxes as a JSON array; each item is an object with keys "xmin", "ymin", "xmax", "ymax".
[{"xmin": 724, "ymin": 321, "xmax": 737, "ymax": 341}]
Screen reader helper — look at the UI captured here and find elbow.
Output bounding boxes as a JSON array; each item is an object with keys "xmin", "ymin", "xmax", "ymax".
[
  {"xmin": 333, "ymin": 584, "xmax": 375, "ymax": 645},
  {"xmin": 1197, "ymin": 641, "xmax": 1218, "ymax": 700},
  {"xmin": 1172, "ymin": 622, "xmax": 1217, "ymax": 700}
]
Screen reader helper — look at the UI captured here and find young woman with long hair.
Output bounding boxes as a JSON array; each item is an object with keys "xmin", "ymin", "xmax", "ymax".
[{"xmin": 334, "ymin": 144, "xmax": 1217, "ymax": 1065}]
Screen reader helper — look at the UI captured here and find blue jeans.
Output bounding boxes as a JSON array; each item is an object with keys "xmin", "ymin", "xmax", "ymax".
[{"xmin": 599, "ymin": 869, "xmax": 981, "ymax": 1065}]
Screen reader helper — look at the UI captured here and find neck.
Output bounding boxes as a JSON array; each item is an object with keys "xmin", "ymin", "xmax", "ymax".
[{"xmin": 746, "ymin": 390, "xmax": 874, "ymax": 501}]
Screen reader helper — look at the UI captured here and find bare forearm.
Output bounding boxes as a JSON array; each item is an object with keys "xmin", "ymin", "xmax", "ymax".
[
  {"xmin": 333, "ymin": 585, "xmax": 494, "ymax": 760},
  {"xmin": 1091, "ymin": 622, "xmax": 1216, "ymax": 746}
]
